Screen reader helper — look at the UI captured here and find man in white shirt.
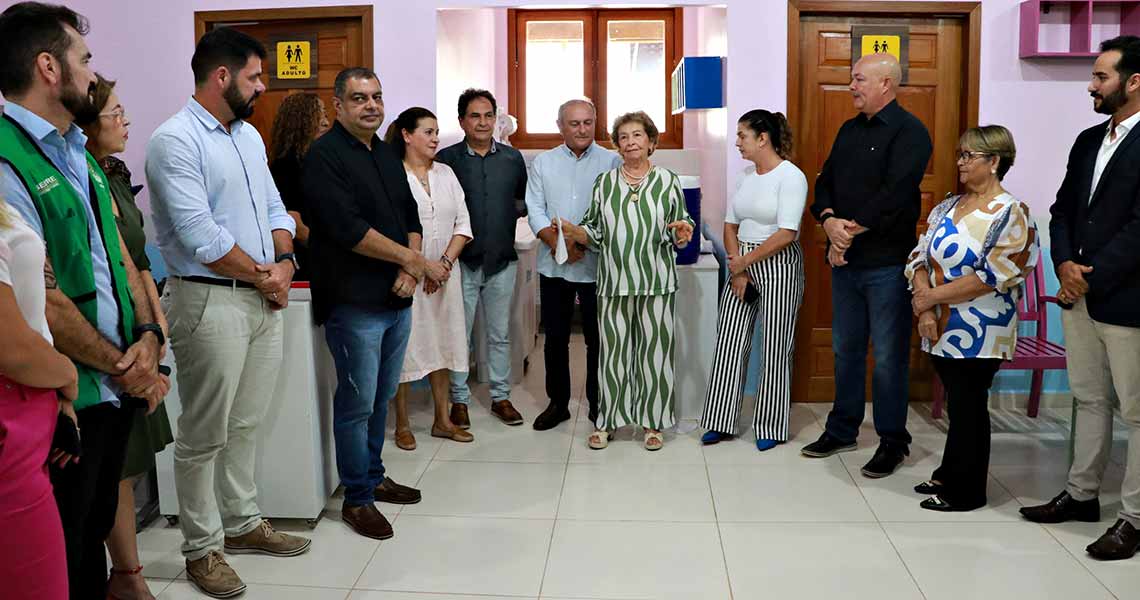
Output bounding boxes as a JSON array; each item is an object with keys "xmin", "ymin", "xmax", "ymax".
[{"xmin": 526, "ymin": 98, "xmax": 621, "ymax": 430}]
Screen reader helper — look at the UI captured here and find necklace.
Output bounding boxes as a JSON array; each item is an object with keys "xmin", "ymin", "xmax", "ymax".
[
  {"xmin": 621, "ymin": 164, "xmax": 650, "ymax": 202},
  {"xmin": 405, "ymin": 161, "xmax": 430, "ymax": 189}
]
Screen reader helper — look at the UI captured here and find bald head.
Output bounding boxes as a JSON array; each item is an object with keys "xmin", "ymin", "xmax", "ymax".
[{"xmin": 850, "ymin": 53, "xmax": 901, "ymax": 116}]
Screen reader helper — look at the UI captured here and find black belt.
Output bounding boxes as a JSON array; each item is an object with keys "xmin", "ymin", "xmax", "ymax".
[{"xmin": 178, "ymin": 275, "xmax": 257, "ymax": 289}]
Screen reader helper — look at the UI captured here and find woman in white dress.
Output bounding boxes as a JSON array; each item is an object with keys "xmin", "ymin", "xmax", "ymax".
[{"xmin": 384, "ymin": 108, "xmax": 474, "ymax": 449}]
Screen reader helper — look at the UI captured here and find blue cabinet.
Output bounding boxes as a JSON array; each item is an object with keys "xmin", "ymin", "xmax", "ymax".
[{"xmin": 671, "ymin": 56, "xmax": 725, "ymax": 114}]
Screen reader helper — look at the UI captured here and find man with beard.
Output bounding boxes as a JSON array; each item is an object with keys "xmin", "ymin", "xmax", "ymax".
[
  {"xmin": 1021, "ymin": 35, "xmax": 1140, "ymax": 562},
  {"xmin": 301, "ymin": 67, "xmax": 428, "ymax": 539},
  {"xmin": 145, "ymin": 26, "xmax": 310, "ymax": 598},
  {"xmin": 0, "ymin": 3, "xmax": 169, "ymax": 598}
]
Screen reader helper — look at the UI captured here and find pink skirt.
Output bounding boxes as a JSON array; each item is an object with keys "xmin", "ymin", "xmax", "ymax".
[{"xmin": 0, "ymin": 376, "xmax": 67, "ymax": 600}]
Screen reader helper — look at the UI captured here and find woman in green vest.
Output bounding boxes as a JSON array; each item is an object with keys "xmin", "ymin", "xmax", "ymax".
[{"xmin": 76, "ymin": 73, "xmax": 173, "ymax": 600}]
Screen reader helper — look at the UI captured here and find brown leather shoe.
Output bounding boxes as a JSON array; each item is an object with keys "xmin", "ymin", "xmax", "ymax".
[
  {"xmin": 431, "ymin": 423, "xmax": 474, "ymax": 442},
  {"xmin": 342, "ymin": 504, "xmax": 393, "ymax": 540},
  {"xmin": 450, "ymin": 403, "xmax": 471, "ymax": 430},
  {"xmin": 223, "ymin": 519, "xmax": 311, "ymax": 556},
  {"xmin": 1087, "ymin": 519, "xmax": 1140, "ymax": 560},
  {"xmin": 374, "ymin": 477, "xmax": 422, "ymax": 504},
  {"xmin": 395, "ymin": 428, "xmax": 416, "ymax": 451},
  {"xmin": 491, "ymin": 399, "xmax": 524, "ymax": 426},
  {"xmin": 186, "ymin": 551, "xmax": 246, "ymax": 598}
]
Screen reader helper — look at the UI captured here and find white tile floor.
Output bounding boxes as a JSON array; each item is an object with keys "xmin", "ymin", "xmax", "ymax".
[{"xmin": 136, "ymin": 337, "xmax": 1140, "ymax": 599}]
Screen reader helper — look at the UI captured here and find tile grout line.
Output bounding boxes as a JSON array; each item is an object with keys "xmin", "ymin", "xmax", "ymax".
[
  {"xmin": 704, "ymin": 442, "xmax": 737, "ymax": 600},
  {"xmin": 536, "ymin": 389, "xmax": 581, "ymax": 599}
]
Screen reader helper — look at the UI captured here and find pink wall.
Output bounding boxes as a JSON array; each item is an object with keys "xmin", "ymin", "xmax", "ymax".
[{"xmin": 6, "ymin": 0, "xmax": 1105, "ymax": 238}]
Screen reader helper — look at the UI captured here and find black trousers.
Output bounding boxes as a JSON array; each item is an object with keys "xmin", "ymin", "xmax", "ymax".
[
  {"xmin": 930, "ymin": 356, "xmax": 1002, "ymax": 507},
  {"xmin": 539, "ymin": 275, "xmax": 599, "ymax": 412},
  {"xmin": 50, "ymin": 401, "xmax": 136, "ymax": 600}
]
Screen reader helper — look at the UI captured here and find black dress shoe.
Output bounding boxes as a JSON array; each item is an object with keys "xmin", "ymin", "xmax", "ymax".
[
  {"xmin": 920, "ymin": 495, "xmax": 985, "ymax": 512},
  {"xmin": 861, "ymin": 444, "xmax": 908, "ymax": 478},
  {"xmin": 533, "ymin": 403, "xmax": 572, "ymax": 431},
  {"xmin": 914, "ymin": 479, "xmax": 944, "ymax": 495},
  {"xmin": 1087, "ymin": 519, "xmax": 1140, "ymax": 560},
  {"xmin": 374, "ymin": 477, "xmax": 422, "ymax": 505},
  {"xmin": 1019, "ymin": 491, "xmax": 1100, "ymax": 524},
  {"xmin": 801, "ymin": 432, "xmax": 857, "ymax": 458}
]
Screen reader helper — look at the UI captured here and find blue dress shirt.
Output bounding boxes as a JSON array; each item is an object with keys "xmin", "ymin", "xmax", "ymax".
[
  {"xmin": 145, "ymin": 98, "xmax": 294, "ymax": 278},
  {"xmin": 525, "ymin": 142, "xmax": 621, "ymax": 283},
  {"xmin": 0, "ymin": 102, "xmax": 125, "ymax": 406}
]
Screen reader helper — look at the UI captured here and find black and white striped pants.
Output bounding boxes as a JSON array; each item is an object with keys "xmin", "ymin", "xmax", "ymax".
[{"xmin": 700, "ymin": 241, "xmax": 804, "ymax": 440}]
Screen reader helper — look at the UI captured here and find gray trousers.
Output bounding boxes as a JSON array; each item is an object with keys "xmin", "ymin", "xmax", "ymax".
[
  {"xmin": 163, "ymin": 279, "xmax": 283, "ymax": 559},
  {"xmin": 1064, "ymin": 297, "xmax": 1140, "ymax": 526}
]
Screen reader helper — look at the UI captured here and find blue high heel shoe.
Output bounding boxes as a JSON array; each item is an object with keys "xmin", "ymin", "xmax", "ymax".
[
  {"xmin": 755, "ymin": 439, "xmax": 779, "ymax": 451},
  {"xmin": 701, "ymin": 430, "xmax": 731, "ymax": 445}
]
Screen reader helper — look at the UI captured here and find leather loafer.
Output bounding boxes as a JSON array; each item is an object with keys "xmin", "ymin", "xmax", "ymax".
[
  {"xmin": 861, "ymin": 444, "xmax": 908, "ymax": 479},
  {"xmin": 1020, "ymin": 491, "xmax": 1100, "ymax": 524},
  {"xmin": 492, "ymin": 399, "xmax": 524, "ymax": 426},
  {"xmin": 374, "ymin": 477, "xmax": 422, "ymax": 505},
  {"xmin": 533, "ymin": 403, "xmax": 572, "ymax": 431},
  {"xmin": 342, "ymin": 504, "xmax": 393, "ymax": 540},
  {"xmin": 1087, "ymin": 519, "xmax": 1140, "ymax": 560},
  {"xmin": 450, "ymin": 403, "xmax": 471, "ymax": 430}
]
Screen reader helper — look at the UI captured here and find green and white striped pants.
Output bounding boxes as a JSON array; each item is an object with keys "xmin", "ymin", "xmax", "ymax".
[{"xmin": 596, "ymin": 293, "xmax": 676, "ymax": 431}]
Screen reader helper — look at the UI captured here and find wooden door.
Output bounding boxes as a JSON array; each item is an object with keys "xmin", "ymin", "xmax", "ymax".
[
  {"xmin": 194, "ymin": 7, "xmax": 372, "ymax": 154},
  {"xmin": 791, "ymin": 15, "xmax": 966, "ymax": 403}
]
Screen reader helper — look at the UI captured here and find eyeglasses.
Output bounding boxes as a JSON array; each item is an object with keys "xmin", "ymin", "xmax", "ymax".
[
  {"xmin": 956, "ymin": 150, "xmax": 990, "ymax": 163},
  {"xmin": 99, "ymin": 109, "xmax": 128, "ymax": 123}
]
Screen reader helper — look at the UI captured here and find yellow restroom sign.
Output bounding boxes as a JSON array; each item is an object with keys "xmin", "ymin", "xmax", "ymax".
[
  {"xmin": 277, "ymin": 41, "xmax": 311, "ymax": 79},
  {"xmin": 861, "ymin": 35, "xmax": 901, "ymax": 61}
]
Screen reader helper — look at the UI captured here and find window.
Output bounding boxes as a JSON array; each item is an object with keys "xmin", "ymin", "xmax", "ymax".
[{"xmin": 508, "ymin": 8, "xmax": 683, "ymax": 149}]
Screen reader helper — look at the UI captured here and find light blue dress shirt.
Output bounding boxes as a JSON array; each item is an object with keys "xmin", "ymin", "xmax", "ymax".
[
  {"xmin": 525, "ymin": 142, "xmax": 621, "ymax": 283},
  {"xmin": 145, "ymin": 98, "xmax": 294, "ymax": 278},
  {"xmin": 0, "ymin": 102, "xmax": 124, "ymax": 406}
]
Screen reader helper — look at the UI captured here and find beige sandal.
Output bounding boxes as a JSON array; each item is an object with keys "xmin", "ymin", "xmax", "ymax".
[
  {"xmin": 588, "ymin": 429, "xmax": 612, "ymax": 450},
  {"xmin": 644, "ymin": 431, "xmax": 664, "ymax": 451}
]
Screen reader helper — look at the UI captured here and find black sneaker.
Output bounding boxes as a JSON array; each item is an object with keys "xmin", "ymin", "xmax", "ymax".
[
  {"xmin": 801, "ymin": 432, "xmax": 857, "ymax": 458},
  {"xmin": 861, "ymin": 444, "xmax": 908, "ymax": 478}
]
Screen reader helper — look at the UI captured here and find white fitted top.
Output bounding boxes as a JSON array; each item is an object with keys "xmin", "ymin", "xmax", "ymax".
[
  {"xmin": 725, "ymin": 160, "xmax": 808, "ymax": 244},
  {"xmin": 0, "ymin": 206, "xmax": 52, "ymax": 343}
]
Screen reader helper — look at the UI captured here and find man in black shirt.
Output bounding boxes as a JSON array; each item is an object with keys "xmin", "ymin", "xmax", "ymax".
[
  {"xmin": 303, "ymin": 67, "xmax": 445, "ymax": 540},
  {"xmin": 802, "ymin": 54, "xmax": 933, "ymax": 478},
  {"xmin": 436, "ymin": 89, "xmax": 529, "ymax": 429}
]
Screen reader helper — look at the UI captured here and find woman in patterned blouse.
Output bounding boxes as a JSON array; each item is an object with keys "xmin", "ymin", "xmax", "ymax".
[
  {"xmin": 905, "ymin": 125, "xmax": 1039, "ymax": 512},
  {"xmin": 560, "ymin": 112, "xmax": 694, "ymax": 451}
]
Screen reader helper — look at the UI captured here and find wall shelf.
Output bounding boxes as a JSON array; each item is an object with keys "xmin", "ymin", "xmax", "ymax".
[{"xmin": 1020, "ymin": 0, "xmax": 1140, "ymax": 58}]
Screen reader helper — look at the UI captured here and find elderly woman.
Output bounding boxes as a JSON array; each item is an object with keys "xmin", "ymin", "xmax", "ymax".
[
  {"xmin": 76, "ymin": 74, "xmax": 172, "ymax": 600},
  {"xmin": 700, "ymin": 109, "xmax": 807, "ymax": 452},
  {"xmin": 905, "ymin": 125, "xmax": 1038, "ymax": 512},
  {"xmin": 561, "ymin": 111, "xmax": 694, "ymax": 451},
  {"xmin": 383, "ymin": 107, "xmax": 474, "ymax": 449},
  {"xmin": 269, "ymin": 92, "xmax": 331, "ymax": 282}
]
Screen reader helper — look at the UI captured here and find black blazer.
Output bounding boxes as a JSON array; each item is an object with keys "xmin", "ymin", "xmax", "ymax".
[{"xmin": 1049, "ymin": 118, "xmax": 1140, "ymax": 327}]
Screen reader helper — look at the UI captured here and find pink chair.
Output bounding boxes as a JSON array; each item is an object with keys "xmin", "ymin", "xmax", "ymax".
[{"xmin": 931, "ymin": 264, "xmax": 1067, "ymax": 418}]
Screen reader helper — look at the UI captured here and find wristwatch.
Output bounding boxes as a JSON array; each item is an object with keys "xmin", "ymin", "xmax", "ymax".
[
  {"xmin": 819, "ymin": 212, "xmax": 835, "ymax": 225},
  {"xmin": 133, "ymin": 323, "xmax": 165, "ymax": 348},
  {"xmin": 276, "ymin": 252, "xmax": 300, "ymax": 271}
]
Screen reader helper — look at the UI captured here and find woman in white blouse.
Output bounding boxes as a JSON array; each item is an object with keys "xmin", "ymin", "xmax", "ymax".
[
  {"xmin": 383, "ymin": 108, "xmax": 474, "ymax": 449},
  {"xmin": 0, "ymin": 198, "xmax": 79, "ymax": 599},
  {"xmin": 699, "ymin": 110, "xmax": 807, "ymax": 451}
]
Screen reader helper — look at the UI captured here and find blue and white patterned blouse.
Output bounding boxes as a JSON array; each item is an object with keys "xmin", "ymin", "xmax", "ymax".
[{"xmin": 905, "ymin": 193, "xmax": 1039, "ymax": 359}]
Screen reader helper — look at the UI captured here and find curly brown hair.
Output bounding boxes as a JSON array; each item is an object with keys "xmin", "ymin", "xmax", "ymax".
[{"xmin": 269, "ymin": 92, "xmax": 325, "ymax": 161}]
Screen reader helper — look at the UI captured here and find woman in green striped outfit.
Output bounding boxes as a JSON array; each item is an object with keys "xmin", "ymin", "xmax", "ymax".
[{"xmin": 560, "ymin": 111, "xmax": 694, "ymax": 451}]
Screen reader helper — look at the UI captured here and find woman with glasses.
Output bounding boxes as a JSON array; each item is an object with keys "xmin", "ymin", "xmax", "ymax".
[
  {"xmin": 904, "ymin": 125, "xmax": 1038, "ymax": 512},
  {"xmin": 76, "ymin": 74, "xmax": 172, "ymax": 600}
]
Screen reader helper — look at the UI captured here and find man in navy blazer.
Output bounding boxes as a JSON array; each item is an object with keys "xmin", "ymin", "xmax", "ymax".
[{"xmin": 1021, "ymin": 35, "xmax": 1140, "ymax": 562}]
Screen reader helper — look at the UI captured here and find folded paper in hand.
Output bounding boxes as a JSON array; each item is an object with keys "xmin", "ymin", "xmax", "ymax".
[{"xmin": 555, "ymin": 217, "xmax": 569, "ymax": 265}]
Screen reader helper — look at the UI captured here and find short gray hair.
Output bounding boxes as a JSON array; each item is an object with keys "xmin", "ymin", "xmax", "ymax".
[
  {"xmin": 557, "ymin": 97, "xmax": 596, "ymax": 123},
  {"xmin": 334, "ymin": 67, "xmax": 379, "ymax": 99}
]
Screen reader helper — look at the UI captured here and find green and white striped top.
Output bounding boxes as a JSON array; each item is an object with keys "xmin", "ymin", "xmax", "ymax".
[{"xmin": 581, "ymin": 166, "xmax": 694, "ymax": 298}]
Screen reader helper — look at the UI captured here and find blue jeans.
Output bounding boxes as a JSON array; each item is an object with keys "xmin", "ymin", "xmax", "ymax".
[
  {"xmin": 450, "ymin": 262, "xmax": 517, "ymax": 404},
  {"xmin": 824, "ymin": 265, "xmax": 912, "ymax": 448},
  {"xmin": 324, "ymin": 304, "xmax": 411, "ymax": 507}
]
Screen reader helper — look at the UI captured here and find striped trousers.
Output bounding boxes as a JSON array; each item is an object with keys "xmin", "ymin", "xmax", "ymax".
[
  {"xmin": 596, "ymin": 293, "xmax": 676, "ymax": 431},
  {"xmin": 700, "ymin": 242, "xmax": 804, "ymax": 440}
]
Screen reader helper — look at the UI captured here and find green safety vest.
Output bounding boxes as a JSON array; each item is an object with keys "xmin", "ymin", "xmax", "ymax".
[{"xmin": 0, "ymin": 114, "xmax": 136, "ymax": 410}]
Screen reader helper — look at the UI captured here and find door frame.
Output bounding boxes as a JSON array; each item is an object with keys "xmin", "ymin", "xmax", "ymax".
[
  {"xmin": 786, "ymin": 0, "xmax": 981, "ymax": 149},
  {"xmin": 193, "ymin": 5, "xmax": 374, "ymax": 69}
]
